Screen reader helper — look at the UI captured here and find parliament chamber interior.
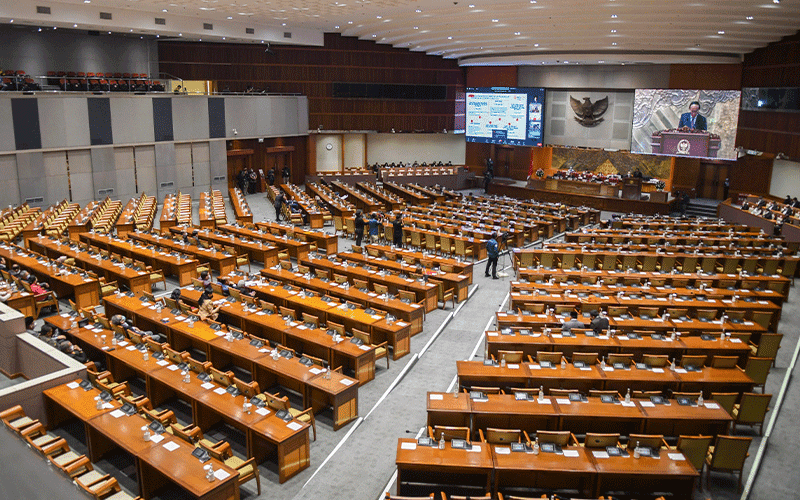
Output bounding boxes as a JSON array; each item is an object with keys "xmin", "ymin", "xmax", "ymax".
[{"xmin": 0, "ymin": 3, "xmax": 800, "ymax": 500}]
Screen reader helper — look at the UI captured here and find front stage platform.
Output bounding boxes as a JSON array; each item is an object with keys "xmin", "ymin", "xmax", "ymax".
[{"xmin": 488, "ymin": 184, "xmax": 675, "ymax": 216}]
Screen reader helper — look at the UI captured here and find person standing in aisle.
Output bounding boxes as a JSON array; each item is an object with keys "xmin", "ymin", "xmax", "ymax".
[
  {"xmin": 485, "ymin": 233, "xmax": 499, "ymax": 279},
  {"xmin": 354, "ymin": 210, "xmax": 365, "ymax": 247},
  {"xmin": 392, "ymin": 213, "xmax": 404, "ymax": 247},
  {"xmin": 282, "ymin": 165, "xmax": 291, "ymax": 184}
]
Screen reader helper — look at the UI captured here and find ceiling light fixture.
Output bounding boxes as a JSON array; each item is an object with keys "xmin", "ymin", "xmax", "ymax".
[
  {"xmin": 718, "ymin": 30, "xmax": 725, "ymax": 34},
  {"xmin": 514, "ymin": 31, "xmax": 520, "ymax": 35},
  {"xmin": 413, "ymin": 26, "xmax": 418, "ymax": 29},
  {"xmin": 335, "ymin": 25, "xmax": 339, "ymax": 28},
  {"xmin": 9, "ymin": 19, "xmax": 13, "ymax": 23},
  {"xmin": 773, "ymin": 0, "xmax": 780, "ymax": 4},
  {"xmin": 491, "ymin": 19, "xmax": 498, "ymax": 22},
  {"xmin": 227, "ymin": 16, "xmax": 233, "ymax": 19},
  {"xmin": 746, "ymin": 16, "xmax": 754, "ymax": 20},
  {"xmin": 534, "ymin": 43, "xmax": 539, "ymax": 47},
  {"xmin": 612, "ymin": 42, "xmax": 617, "ymax": 45},
  {"xmin": 447, "ymin": 36, "xmax": 452, "ymax": 39},
  {"xmin": 376, "ymin": 15, "xmax": 382, "ymax": 19},
  {"xmin": 611, "ymin": 14, "xmax": 617, "ymax": 18},
  {"xmin": 469, "ymin": 4, "xmax": 474, "ymax": 7},
  {"xmin": 415, "ymin": 9, "xmax": 421, "ymax": 13},
  {"xmin": 611, "ymin": 29, "xmax": 616, "ymax": 33},
  {"xmin": 73, "ymin": 24, "xmax": 77, "ymax": 27}
]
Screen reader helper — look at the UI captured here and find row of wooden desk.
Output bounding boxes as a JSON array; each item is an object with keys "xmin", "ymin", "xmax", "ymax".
[
  {"xmin": 44, "ymin": 380, "xmax": 241, "ymax": 499},
  {"xmin": 98, "ymin": 293, "xmax": 362, "ymax": 426},
  {"xmin": 396, "ymin": 437, "xmax": 698, "ymax": 498},
  {"xmin": 228, "ymin": 187, "xmax": 253, "ymax": 224},
  {"xmin": 28, "ymin": 235, "xmax": 154, "ymax": 294},
  {"xmin": 456, "ymin": 359, "xmax": 754, "ymax": 395},
  {"xmin": 0, "ymin": 243, "xmax": 100, "ymax": 308},
  {"xmin": 426, "ymin": 391, "xmax": 733, "ymax": 440},
  {"xmin": 79, "ymin": 232, "xmax": 200, "ymax": 286},
  {"xmin": 485, "ymin": 329, "xmax": 752, "ymax": 363},
  {"xmin": 256, "ymin": 265, "xmax": 423, "ymax": 340},
  {"xmin": 155, "ymin": 227, "xmax": 280, "ymax": 268}
]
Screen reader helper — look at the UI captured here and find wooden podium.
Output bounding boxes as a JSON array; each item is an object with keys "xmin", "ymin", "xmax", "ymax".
[
  {"xmin": 621, "ymin": 178, "xmax": 642, "ymax": 200},
  {"xmin": 651, "ymin": 131, "xmax": 720, "ymax": 158}
]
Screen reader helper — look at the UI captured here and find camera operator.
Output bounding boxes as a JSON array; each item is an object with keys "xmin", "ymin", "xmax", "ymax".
[{"xmin": 485, "ymin": 233, "xmax": 500, "ymax": 279}]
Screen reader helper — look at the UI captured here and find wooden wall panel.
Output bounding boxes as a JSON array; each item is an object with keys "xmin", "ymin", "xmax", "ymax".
[
  {"xmin": 668, "ymin": 64, "xmax": 742, "ymax": 90},
  {"xmin": 159, "ymin": 33, "xmax": 465, "ymax": 133},
  {"xmin": 465, "ymin": 67, "xmax": 518, "ymax": 88},
  {"xmin": 738, "ymin": 30, "xmax": 800, "ymax": 158},
  {"xmin": 671, "ymin": 157, "xmax": 701, "ymax": 195}
]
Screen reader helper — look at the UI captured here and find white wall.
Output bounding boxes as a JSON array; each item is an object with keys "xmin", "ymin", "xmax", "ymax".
[
  {"xmin": 343, "ymin": 134, "xmax": 365, "ymax": 170},
  {"xmin": 518, "ymin": 64, "xmax": 671, "ymax": 90},
  {"xmin": 0, "ymin": 26, "xmax": 156, "ymax": 78},
  {"xmin": 770, "ymin": 160, "xmax": 800, "ymax": 199},
  {"xmin": 315, "ymin": 134, "xmax": 343, "ymax": 172},
  {"xmin": 366, "ymin": 133, "xmax": 466, "ymax": 165}
]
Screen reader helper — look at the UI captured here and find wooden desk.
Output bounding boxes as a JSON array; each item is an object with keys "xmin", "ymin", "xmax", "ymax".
[
  {"xmin": 254, "ymin": 221, "xmax": 338, "ymax": 256},
  {"xmin": 80, "ymin": 232, "xmax": 199, "ymax": 286},
  {"xmin": 126, "ymin": 231, "xmax": 235, "ymax": 277},
  {"xmin": 492, "ymin": 443, "xmax": 596, "ymax": 497},
  {"xmin": 216, "ymin": 224, "xmax": 311, "ymax": 261},
  {"xmin": 396, "ymin": 438, "xmax": 493, "ymax": 497},
  {"xmin": 590, "ymin": 448, "xmax": 697, "ymax": 498},
  {"xmin": 0, "ymin": 244, "xmax": 100, "ymax": 308},
  {"xmin": 177, "ymin": 227, "xmax": 280, "ymax": 267}
]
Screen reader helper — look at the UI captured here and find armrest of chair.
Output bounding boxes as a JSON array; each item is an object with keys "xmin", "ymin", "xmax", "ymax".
[
  {"xmin": 332, "ymin": 365, "xmax": 343, "ymax": 374},
  {"xmin": 93, "ymin": 370, "xmax": 114, "ymax": 383},
  {"xmin": 375, "ymin": 340, "xmax": 389, "ymax": 351},
  {"xmin": 200, "ymin": 439, "xmax": 231, "ymax": 460},
  {"xmin": 150, "ymin": 408, "xmax": 176, "ymax": 425},
  {"xmin": 79, "ymin": 476, "xmax": 120, "ymax": 498},
  {"xmin": 18, "ymin": 420, "xmax": 45, "ymax": 438},
  {"xmin": 526, "ymin": 354, "xmax": 535, "ymax": 363},
  {"xmin": 64, "ymin": 455, "xmax": 92, "ymax": 477},
  {"xmin": 0, "ymin": 405, "xmax": 25, "ymax": 421},
  {"xmin": 569, "ymin": 433, "xmax": 580, "ymax": 446},
  {"xmin": 478, "ymin": 429, "xmax": 486, "ymax": 443}
]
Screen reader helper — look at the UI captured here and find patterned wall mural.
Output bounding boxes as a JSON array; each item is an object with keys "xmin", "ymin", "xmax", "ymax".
[{"xmin": 551, "ymin": 147, "xmax": 672, "ymax": 179}]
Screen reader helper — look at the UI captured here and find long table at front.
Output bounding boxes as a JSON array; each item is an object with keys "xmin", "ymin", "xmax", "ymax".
[
  {"xmin": 43, "ymin": 381, "xmax": 241, "ymax": 499},
  {"xmin": 395, "ymin": 437, "xmax": 698, "ymax": 498},
  {"xmin": 0, "ymin": 243, "xmax": 100, "ymax": 308},
  {"xmin": 101, "ymin": 293, "xmax": 361, "ymax": 429},
  {"xmin": 426, "ymin": 392, "xmax": 733, "ymax": 438},
  {"xmin": 456, "ymin": 360, "xmax": 754, "ymax": 395}
]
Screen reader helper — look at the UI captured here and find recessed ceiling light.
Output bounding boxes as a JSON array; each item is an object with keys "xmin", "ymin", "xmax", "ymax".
[
  {"xmin": 53, "ymin": 26, "xmax": 57, "ymax": 29},
  {"xmin": 491, "ymin": 19, "xmax": 498, "ymax": 22},
  {"xmin": 199, "ymin": 38, "xmax": 202, "ymax": 41},
  {"xmin": 162, "ymin": 9, "xmax": 167, "ymax": 12},
  {"xmin": 140, "ymin": 36, "xmax": 143, "ymax": 39},
  {"xmin": 612, "ymin": 42, "xmax": 617, "ymax": 45},
  {"xmin": 514, "ymin": 31, "xmax": 521, "ymax": 35},
  {"xmin": 530, "ymin": 0, "xmax": 536, "ymax": 3},
  {"xmin": 282, "ymin": 22, "xmax": 286, "ymax": 26},
  {"xmin": 335, "ymin": 25, "xmax": 339, "ymax": 28},
  {"xmin": 9, "ymin": 19, "xmax": 13, "ymax": 23},
  {"xmin": 718, "ymin": 30, "xmax": 725, "ymax": 34},
  {"xmin": 534, "ymin": 43, "xmax": 539, "ymax": 47},
  {"xmin": 372, "ymin": 34, "xmax": 376, "ymax": 37},
  {"xmin": 564, "ymin": 61, "xmax": 569, "ymax": 63},
  {"xmin": 376, "ymin": 15, "xmax": 382, "ymax": 19},
  {"xmin": 447, "ymin": 36, "xmax": 452, "ymax": 39},
  {"xmin": 179, "ymin": 33, "xmax": 182, "ymax": 36},
  {"xmin": 469, "ymin": 4, "xmax": 474, "ymax": 7},
  {"xmin": 156, "ymin": 34, "xmax": 159, "ymax": 37},
  {"xmin": 83, "ymin": 0, "xmax": 90, "ymax": 3},
  {"xmin": 598, "ymin": 60, "xmax": 605, "ymax": 63},
  {"xmin": 773, "ymin": 0, "xmax": 780, "ymax": 4},
  {"xmin": 222, "ymin": 37, "xmax": 226, "ymax": 40},
  {"xmin": 38, "ymin": 28, "xmax": 42, "ymax": 32},
  {"xmin": 348, "ymin": 21, "xmax": 353, "ymax": 24},
  {"xmin": 611, "ymin": 14, "xmax": 617, "ymax": 18},
  {"xmin": 73, "ymin": 24, "xmax": 77, "ymax": 27},
  {"xmin": 227, "ymin": 16, "xmax": 233, "ymax": 19},
  {"xmin": 108, "ymin": 31, "xmax": 112, "ymax": 34},
  {"xmin": 611, "ymin": 29, "xmax": 616, "ymax": 33},
  {"xmin": 413, "ymin": 26, "xmax": 418, "ymax": 29},
  {"xmin": 415, "ymin": 9, "xmax": 421, "ymax": 13},
  {"xmin": 746, "ymin": 16, "xmax": 754, "ymax": 20},
  {"xmin": 130, "ymin": 29, "xmax": 133, "ymax": 32}
]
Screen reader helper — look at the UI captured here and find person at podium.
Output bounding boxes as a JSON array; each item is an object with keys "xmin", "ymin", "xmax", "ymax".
[{"xmin": 678, "ymin": 101, "xmax": 707, "ymax": 131}]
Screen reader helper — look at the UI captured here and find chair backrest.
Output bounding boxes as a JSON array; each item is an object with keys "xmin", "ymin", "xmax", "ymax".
[
  {"xmin": 234, "ymin": 377, "xmax": 260, "ymax": 399},
  {"xmin": 584, "ymin": 433, "xmax": 620, "ymax": 448},
  {"xmin": 353, "ymin": 328, "xmax": 372, "ymax": 345},
  {"xmin": 754, "ymin": 333, "xmax": 782, "ymax": 358},
  {"xmin": 681, "ymin": 354, "xmax": 707, "ymax": 369},
  {"xmin": 536, "ymin": 430, "xmax": 573, "ymax": 446},
  {"xmin": 736, "ymin": 393, "xmax": 772, "ymax": 424},
  {"xmin": 708, "ymin": 435, "xmax": 752, "ymax": 471},
  {"xmin": 710, "ymin": 392, "xmax": 738, "ymax": 415},
  {"xmin": 642, "ymin": 354, "xmax": 669, "ymax": 368},
  {"xmin": 536, "ymin": 351, "xmax": 562, "ymax": 364},
  {"xmin": 187, "ymin": 357, "xmax": 210, "ymax": 374},
  {"xmin": 627, "ymin": 434, "xmax": 666, "ymax": 450},
  {"xmin": 498, "ymin": 350, "xmax": 523, "ymax": 363},
  {"xmin": 607, "ymin": 353, "xmax": 633, "ymax": 366},
  {"xmin": 210, "ymin": 367, "xmax": 233, "ymax": 387},
  {"xmin": 745, "ymin": 357, "xmax": 772, "ymax": 386},
  {"xmin": 262, "ymin": 392, "xmax": 291, "ymax": 412},
  {"xmin": 676, "ymin": 435, "xmax": 713, "ymax": 471},
  {"xmin": 711, "ymin": 355, "xmax": 738, "ymax": 369},
  {"xmin": 431, "ymin": 425, "xmax": 470, "ymax": 442},
  {"xmin": 482, "ymin": 428, "xmax": 522, "ymax": 444},
  {"xmin": 164, "ymin": 346, "xmax": 187, "ymax": 366},
  {"xmin": 571, "ymin": 352, "xmax": 598, "ymax": 365}
]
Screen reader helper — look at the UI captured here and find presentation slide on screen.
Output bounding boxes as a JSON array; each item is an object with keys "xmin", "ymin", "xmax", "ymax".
[
  {"xmin": 465, "ymin": 87, "xmax": 545, "ymax": 147},
  {"xmin": 631, "ymin": 89, "xmax": 741, "ymax": 160}
]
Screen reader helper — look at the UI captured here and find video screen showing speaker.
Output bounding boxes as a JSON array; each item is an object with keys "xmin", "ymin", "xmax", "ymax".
[
  {"xmin": 631, "ymin": 89, "xmax": 741, "ymax": 160},
  {"xmin": 465, "ymin": 87, "xmax": 545, "ymax": 147}
]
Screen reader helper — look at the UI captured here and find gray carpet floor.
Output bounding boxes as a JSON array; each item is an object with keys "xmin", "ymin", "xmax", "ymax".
[{"xmin": 11, "ymin": 188, "xmax": 799, "ymax": 500}]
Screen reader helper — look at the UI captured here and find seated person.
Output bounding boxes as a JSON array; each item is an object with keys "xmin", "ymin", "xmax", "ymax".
[
  {"xmin": 0, "ymin": 287, "xmax": 11, "ymax": 303},
  {"xmin": 199, "ymin": 270, "xmax": 212, "ymax": 288},
  {"xmin": 0, "ymin": 257, "xmax": 6, "ymax": 271},
  {"xmin": 9, "ymin": 264, "xmax": 21, "ymax": 278},
  {"xmin": 59, "ymin": 341, "xmax": 87, "ymax": 364},
  {"xmin": 589, "ymin": 310, "xmax": 609, "ymax": 334},
  {"xmin": 235, "ymin": 278, "xmax": 257, "ymax": 297},
  {"xmin": 217, "ymin": 276, "xmax": 233, "ymax": 296},
  {"xmin": 37, "ymin": 324, "xmax": 67, "ymax": 347},
  {"xmin": 561, "ymin": 311, "xmax": 585, "ymax": 334},
  {"xmin": 29, "ymin": 276, "xmax": 51, "ymax": 297},
  {"xmin": 170, "ymin": 288, "xmax": 190, "ymax": 310},
  {"xmin": 110, "ymin": 314, "xmax": 167, "ymax": 343},
  {"xmin": 197, "ymin": 289, "xmax": 221, "ymax": 322}
]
